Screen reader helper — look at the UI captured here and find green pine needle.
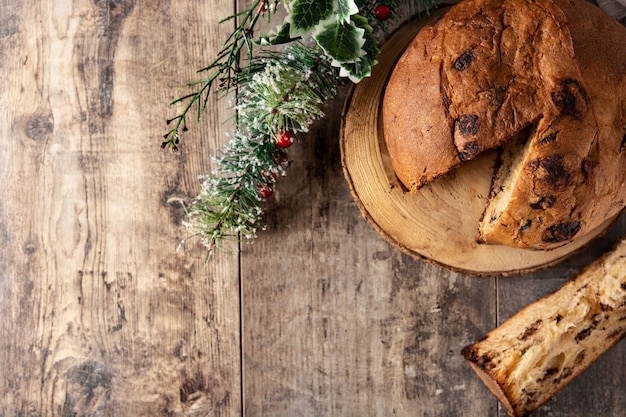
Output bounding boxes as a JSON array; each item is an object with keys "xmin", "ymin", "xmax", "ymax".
[
  {"xmin": 169, "ymin": 1, "xmax": 441, "ymax": 256},
  {"xmin": 182, "ymin": 43, "xmax": 338, "ymax": 256}
]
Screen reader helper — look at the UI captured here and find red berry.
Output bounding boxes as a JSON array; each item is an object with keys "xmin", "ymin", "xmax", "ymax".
[
  {"xmin": 258, "ymin": 184, "xmax": 274, "ymax": 199},
  {"xmin": 374, "ymin": 4, "xmax": 392, "ymax": 21},
  {"xmin": 275, "ymin": 130, "xmax": 294, "ymax": 149}
]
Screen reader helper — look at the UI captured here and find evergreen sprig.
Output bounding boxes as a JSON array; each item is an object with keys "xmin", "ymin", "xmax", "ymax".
[
  {"xmin": 181, "ymin": 43, "xmax": 338, "ymax": 254},
  {"xmin": 163, "ymin": 0, "xmax": 281, "ymax": 151},
  {"xmin": 236, "ymin": 46, "xmax": 338, "ymax": 136},
  {"xmin": 168, "ymin": 1, "xmax": 440, "ymax": 256}
]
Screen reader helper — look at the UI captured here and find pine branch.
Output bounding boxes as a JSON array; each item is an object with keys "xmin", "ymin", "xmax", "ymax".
[
  {"xmin": 169, "ymin": 1, "xmax": 442, "ymax": 256},
  {"xmin": 182, "ymin": 43, "xmax": 338, "ymax": 256},
  {"xmin": 162, "ymin": 0, "xmax": 282, "ymax": 151}
]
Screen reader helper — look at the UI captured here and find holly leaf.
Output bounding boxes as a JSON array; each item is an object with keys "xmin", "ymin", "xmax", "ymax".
[
  {"xmin": 314, "ymin": 19, "xmax": 366, "ymax": 64},
  {"xmin": 288, "ymin": 0, "xmax": 334, "ymax": 35},
  {"xmin": 337, "ymin": 14, "xmax": 379, "ymax": 81},
  {"xmin": 337, "ymin": 0, "xmax": 359, "ymax": 23}
]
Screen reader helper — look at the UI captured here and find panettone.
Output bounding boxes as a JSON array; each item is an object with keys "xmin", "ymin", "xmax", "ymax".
[{"xmin": 382, "ymin": 0, "xmax": 626, "ymax": 249}]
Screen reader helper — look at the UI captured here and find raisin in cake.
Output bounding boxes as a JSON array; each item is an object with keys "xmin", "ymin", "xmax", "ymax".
[{"xmin": 382, "ymin": 0, "xmax": 626, "ymax": 249}]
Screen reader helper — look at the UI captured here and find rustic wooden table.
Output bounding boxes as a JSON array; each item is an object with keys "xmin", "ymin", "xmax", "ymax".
[{"xmin": 1, "ymin": 1, "xmax": 624, "ymax": 416}]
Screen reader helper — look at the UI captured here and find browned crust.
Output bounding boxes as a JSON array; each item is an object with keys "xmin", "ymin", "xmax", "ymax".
[
  {"xmin": 382, "ymin": 0, "xmax": 626, "ymax": 250},
  {"xmin": 462, "ymin": 237, "xmax": 626, "ymax": 415}
]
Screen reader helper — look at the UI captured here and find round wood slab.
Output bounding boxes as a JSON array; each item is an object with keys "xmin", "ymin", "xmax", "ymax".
[{"xmin": 339, "ymin": 10, "xmax": 617, "ymax": 277}]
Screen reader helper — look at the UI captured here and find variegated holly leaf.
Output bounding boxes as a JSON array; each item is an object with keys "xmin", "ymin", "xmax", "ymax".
[
  {"xmin": 336, "ymin": 14, "xmax": 379, "ymax": 81},
  {"xmin": 337, "ymin": 0, "xmax": 359, "ymax": 23},
  {"xmin": 288, "ymin": 0, "xmax": 334, "ymax": 36},
  {"xmin": 314, "ymin": 19, "xmax": 365, "ymax": 64},
  {"xmin": 314, "ymin": 13, "xmax": 377, "ymax": 82}
]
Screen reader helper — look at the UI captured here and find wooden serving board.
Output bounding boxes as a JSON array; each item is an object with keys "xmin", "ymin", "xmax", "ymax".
[{"xmin": 339, "ymin": 9, "xmax": 617, "ymax": 277}]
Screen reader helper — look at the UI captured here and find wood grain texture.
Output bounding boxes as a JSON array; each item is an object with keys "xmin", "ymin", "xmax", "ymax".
[
  {"xmin": 1, "ymin": 1, "xmax": 624, "ymax": 417},
  {"xmin": 0, "ymin": 1, "xmax": 240, "ymax": 415},
  {"xmin": 241, "ymin": 84, "xmax": 498, "ymax": 416}
]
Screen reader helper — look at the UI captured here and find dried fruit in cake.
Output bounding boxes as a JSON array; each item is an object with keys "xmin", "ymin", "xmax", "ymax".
[{"xmin": 382, "ymin": 0, "xmax": 626, "ymax": 249}]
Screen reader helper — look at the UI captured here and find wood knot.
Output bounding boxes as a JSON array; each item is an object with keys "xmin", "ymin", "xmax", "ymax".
[
  {"xmin": 65, "ymin": 360, "xmax": 112, "ymax": 402},
  {"xmin": 24, "ymin": 114, "xmax": 53, "ymax": 142}
]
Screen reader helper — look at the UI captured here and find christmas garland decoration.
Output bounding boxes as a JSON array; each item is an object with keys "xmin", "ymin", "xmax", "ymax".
[{"xmin": 164, "ymin": 0, "xmax": 438, "ymax": 255}]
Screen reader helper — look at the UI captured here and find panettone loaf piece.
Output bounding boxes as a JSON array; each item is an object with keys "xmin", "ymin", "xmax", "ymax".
[
  {"xmin": 461, "ymin": 237, "xmax": 626, "ymax": 417},
  {"xmin": 479, "ymin": 0, "xmax": 626, "ymax": 248},
  {"xmin": 382, "ymin": 0, "xmax": 626, "ymax": 250}
]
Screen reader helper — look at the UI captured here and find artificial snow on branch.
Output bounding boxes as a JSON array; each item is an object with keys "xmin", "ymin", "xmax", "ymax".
[
  {"xmin": 181, "ymin": 43, "xmax": 338, "ymax": 254},
  {"xmin": 166, "ymin": 0, "xmax": 439, "ymax": 256}
]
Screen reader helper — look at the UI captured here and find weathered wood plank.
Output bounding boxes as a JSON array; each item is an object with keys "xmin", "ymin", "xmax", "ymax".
[
  {"xmin": 0, "ymin": 1, "xmax": 240, "ymax": 415},
  {"xmin": 236, "ymin": 2, "xmax": 496, "ymax": 415},
  {"xmin": 240, "ymin": 83, "xmax": 497, "ymax": 416},
  {"xmin": 3, "ymin": 1, "xmax": 624, "ymax": 416}
]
